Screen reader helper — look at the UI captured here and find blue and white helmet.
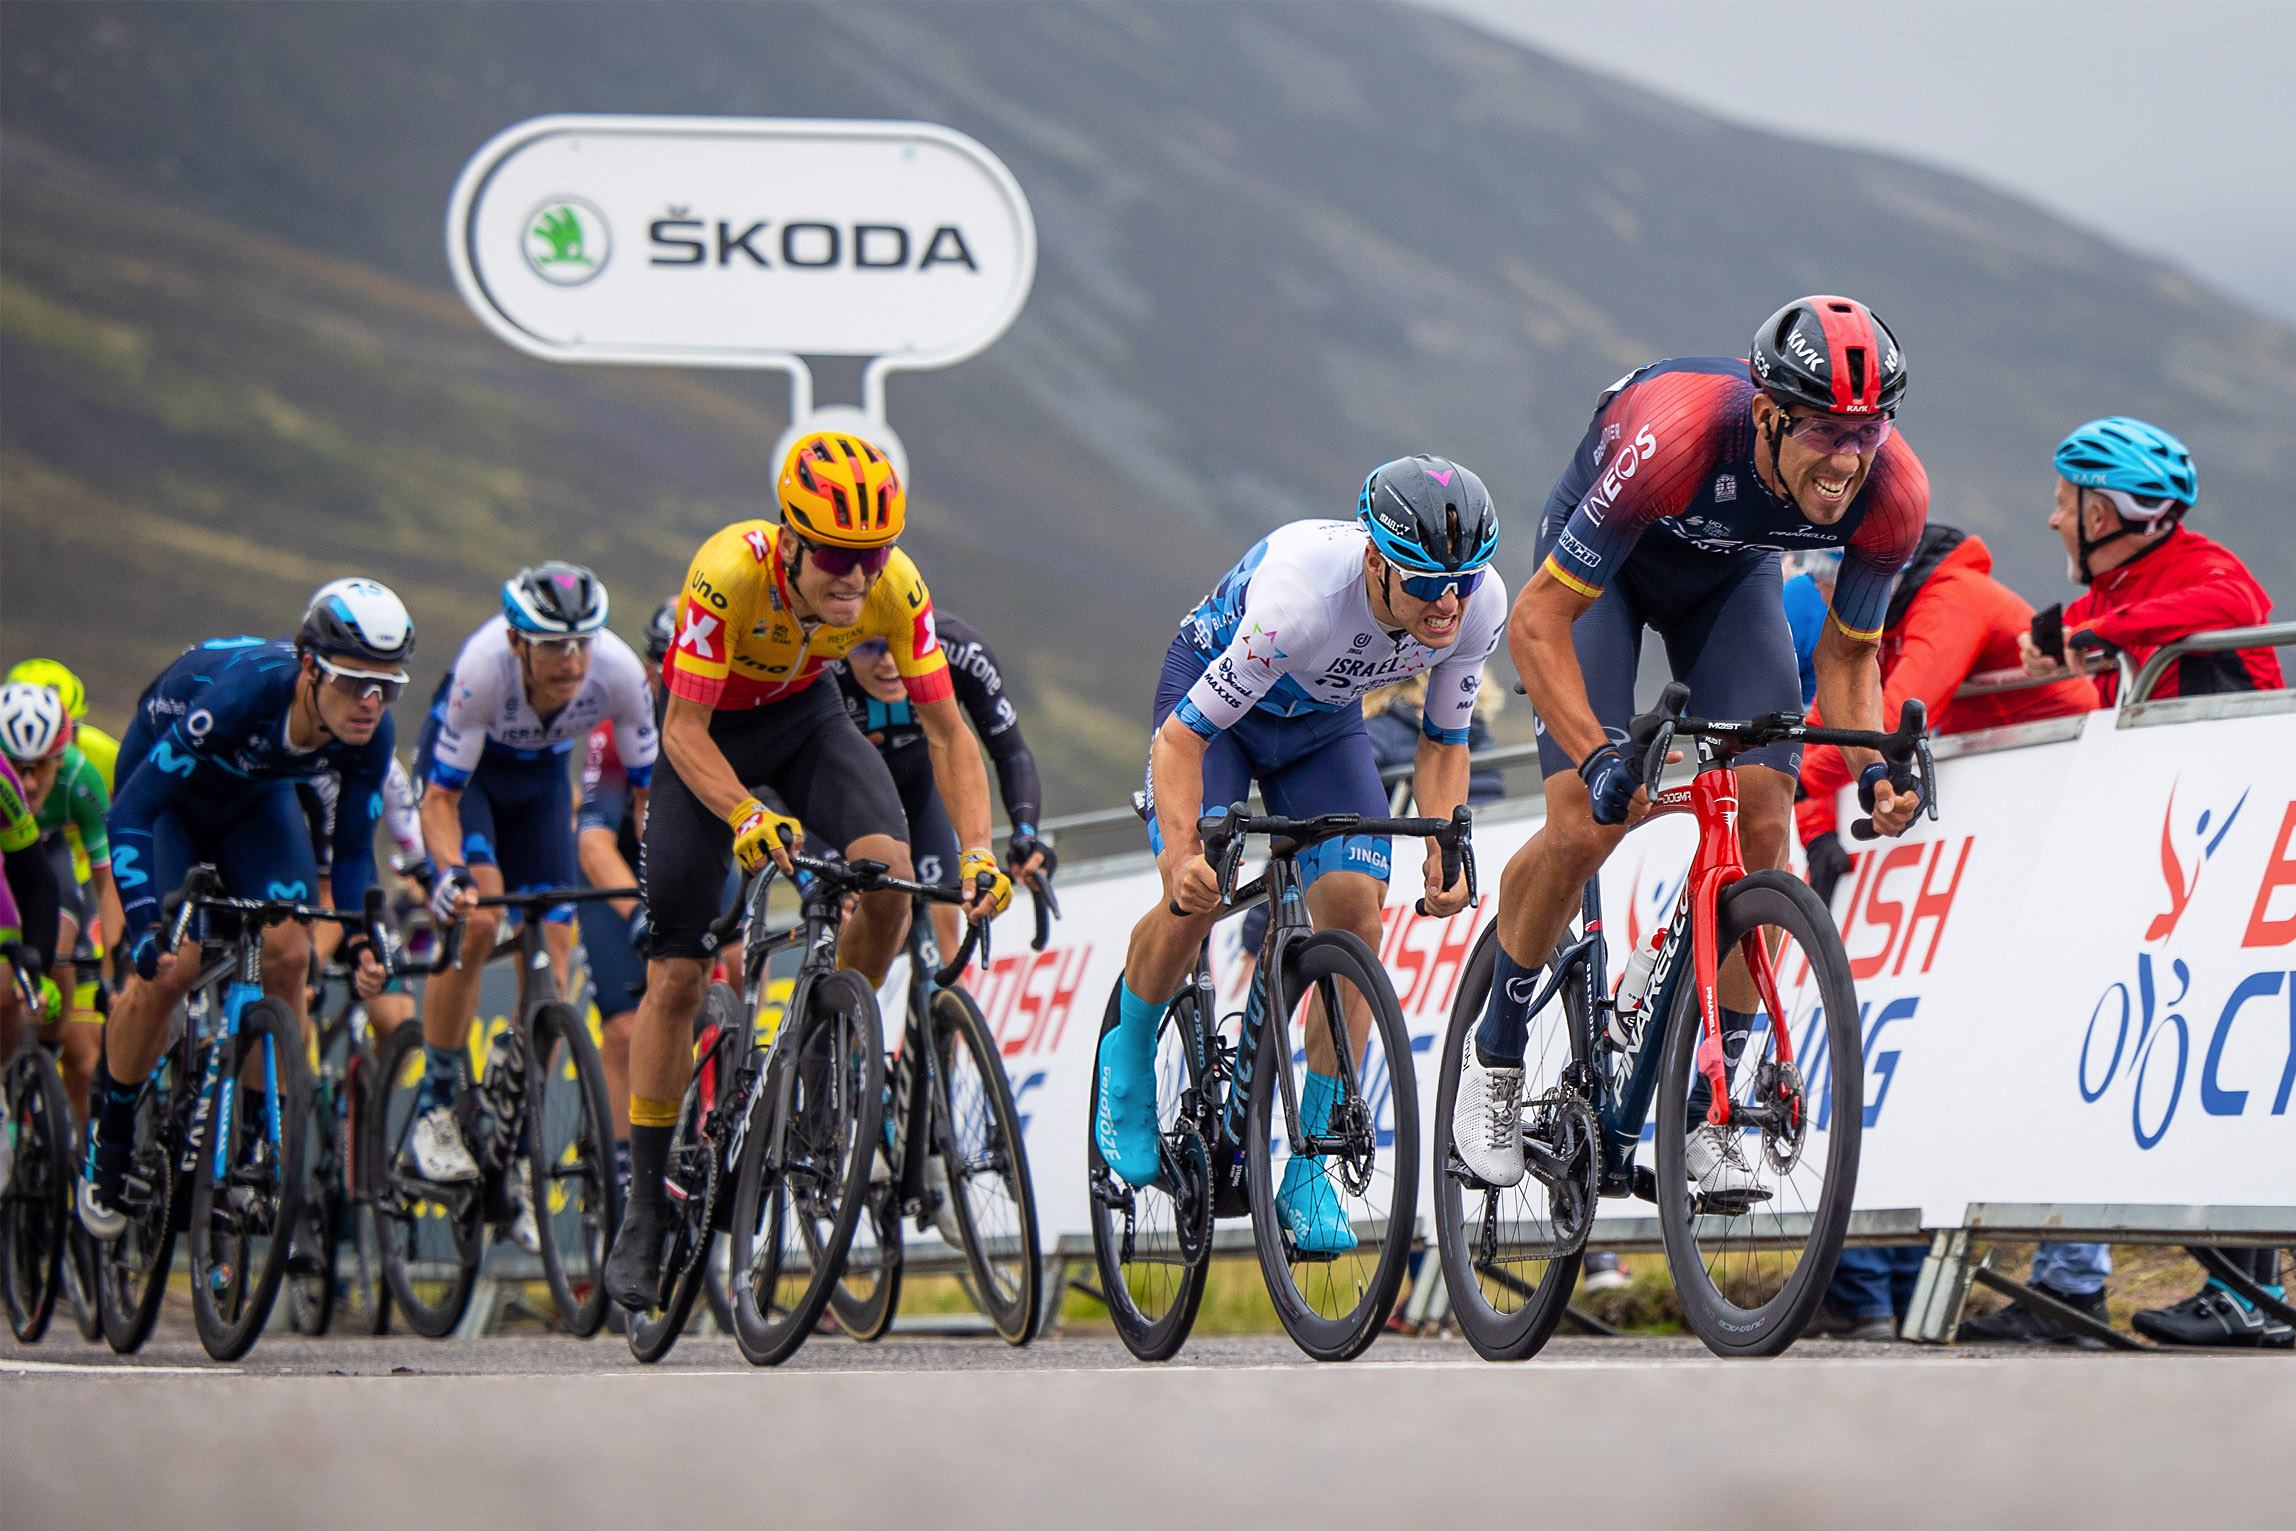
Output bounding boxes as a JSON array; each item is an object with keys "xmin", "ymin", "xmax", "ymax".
[
  {"xmin": 2054, "ymin": 417, "xmax": 2197, "ymax": 523},
  {"xmin": 503, "ymin": 562, "xmax": 609, "ymax": 637},
  {"xmin": 299, "ymin": 578, "xmax": 415, "ymax": 672},
  {"xmin": 1357, "ymin": 454, "xmax": 1499, "ymax": 574}
]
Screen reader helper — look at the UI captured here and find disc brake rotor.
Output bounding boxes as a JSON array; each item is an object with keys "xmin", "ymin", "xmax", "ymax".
[
  {"xmin": 1329, "ymin": 1091, "xmax": 1376, "ymax": 1198},
  {"xmin": 1758, "ymin": 1060, "xmax": 1808, "ymax": 1175}
]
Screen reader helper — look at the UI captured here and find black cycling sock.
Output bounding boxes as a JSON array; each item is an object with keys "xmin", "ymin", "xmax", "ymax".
[
  {"xmin": 626, "ymin": 1124, "xmax": 672, "ymax": 1217},
  {"xmin": 92, "ymin": 1056, "xmax": 139, "ymax": 1164},
  {"xmin": 1474, "ymin": 947, "xmax": 1539, "ymax": 1064},
  {"xmin": 1686, "ymin": 1005, "xmax": 1757, "ymax": 1125}
]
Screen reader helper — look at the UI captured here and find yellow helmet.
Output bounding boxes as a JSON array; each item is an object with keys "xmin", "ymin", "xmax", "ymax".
[
  {"xmin": 778, "ymin": 431, "xmax": 904, "ymax": 549},
  {"xmin": 6, "ymin": 658, "xmax": 87, "ymax": 721}
]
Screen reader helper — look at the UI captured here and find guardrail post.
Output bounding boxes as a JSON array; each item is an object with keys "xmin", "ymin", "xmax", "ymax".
[{"xmin": 1901, "ymin": 1227, "xmax": 1975, "ymax": 1344}]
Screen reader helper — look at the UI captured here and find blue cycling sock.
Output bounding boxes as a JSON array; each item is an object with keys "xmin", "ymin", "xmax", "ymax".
[
  {"xmin": 1475, "ymin": 947, "xmax": 1539, "ymax": 1065},
  {"xmin": 1297, "ymin": 1069, "xmax": 1342, "ymax": 1139},
  {"xmin": 1111, "ymin": 980, "xmax": 1162, "ymax": 1068},
  {"xmin": 419, "ymin": 1044, "xmax": 461, "ymax": 1113}
]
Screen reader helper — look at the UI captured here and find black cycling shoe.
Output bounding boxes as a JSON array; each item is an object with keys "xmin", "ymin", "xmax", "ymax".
[
  {"xmin": 602, "ymin": 1202, "xmax": 669, "ymax": 1310},
  {"xmin": 2132, "ymin": 1286, "xmax": 2269, "ymax": 1348},
  {"xmin": 1957, "ymin": 1281, "xmax": 2109, "ymax": 1348}
]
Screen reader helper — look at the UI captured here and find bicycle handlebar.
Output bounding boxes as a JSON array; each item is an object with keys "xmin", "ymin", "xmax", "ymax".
[
  {"xmin": 1, "ymin": 939, "xmax": 45, "ymax": 1011},
  {"xmin": 1624, "ymin": 683, "xmax": 1940, "ymax": 841},
  {"xmin": 1174, "ymin": 802, "xmax": 1479, "ymax": 918}
]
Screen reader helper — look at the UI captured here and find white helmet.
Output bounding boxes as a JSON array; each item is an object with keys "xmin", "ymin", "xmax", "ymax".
[
  {"xmin": 298, "ymin": 577, "xmax": 415, "ymax": 672},
  {"xmin": 0, "ymin": 680, "xmax": 72, "ymax": 763}
]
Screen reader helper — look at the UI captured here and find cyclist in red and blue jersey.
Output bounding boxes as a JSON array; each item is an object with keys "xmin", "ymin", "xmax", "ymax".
[
  {"xmin": 80, "ymin": 579, "xmax": 409, "ymax": 1237},
  {"xmin": 1457, "ymin": 296, "xmax": 1931, "ymax": 1200}
]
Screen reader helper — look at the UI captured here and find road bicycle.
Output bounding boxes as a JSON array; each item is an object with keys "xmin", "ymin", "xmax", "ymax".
[
  {"xmin": 2, "ymin": 942, "xmax": 74, "ymax": 1342},
  {"xmin": 282, "ymin": 957, "xmax": 391, "ymax": 1336},
  {"xmin": 1432, "ymin": 683, "xmax": 1936, "ymax": 1358},
  {"xmin": 93, "ymin": 867, "xmax": 367, "ymax": 1360},
  {"xmin": 367, "ymin": 884, "xmax": 626, "ymax": 1338},
  {"xmin": 1089, "ymin": 804, "xmax": 1474, "ymax": 1362},
  {"xmin": 830, "ymin": 875, "xmax": 1045, "ymax": 1345}
]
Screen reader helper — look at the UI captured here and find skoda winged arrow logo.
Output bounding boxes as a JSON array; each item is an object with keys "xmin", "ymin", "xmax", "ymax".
[{"xmin": 525, "ymin": 197, "xmax": 611, "ymax": 285}]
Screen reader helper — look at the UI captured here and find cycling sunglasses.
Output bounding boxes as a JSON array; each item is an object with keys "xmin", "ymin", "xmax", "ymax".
[
  {"xmin": 796, "ymin": 537, "xmax": 894, "ymax": 579},
  {"xmin": 1784, "ymin": 412, "xmax": 1893, "ymax": 455},
  {"xmin": 1396, "ymin": 566, "xmax": 1488, "ymax": 602},
  {"xmin": 849, "ymin": 637, "xmax": 892, "ymax": 660},
  {"xmin": 311, "ymin": 653, "xmax": 408, "ymax": 704},
  {"xmin": 520, "ymin": 633, "xmax": 595, "ymax": 660}
]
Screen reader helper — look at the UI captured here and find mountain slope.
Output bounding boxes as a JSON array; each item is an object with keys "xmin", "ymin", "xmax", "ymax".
[{"xmin": 5, "ymin": 1, "xmax": 2291, "ymax": 805}]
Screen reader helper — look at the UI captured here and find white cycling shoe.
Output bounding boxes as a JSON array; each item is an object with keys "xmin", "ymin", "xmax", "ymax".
[
  {"xmin": 1683, "ymin": 1121, "xmax": 1770, "ymax": 1203},
  {"xmin": 404, "ymin": 1105, "xmax": 480, "ymax": 1184},
  {"xmin": 78, "ymin": 1176, "xmax": 127, "ymax": 1241},
  {"xmin": 507, "ymin": 1155, "xmax": 541, "ymax": 1254},
  {"xmin": 922, "ymin": 1150, "xmax": 965, "ymax": 1249},
  {"xmin": 1452, "ymin": 1029, "xmax": 1525, "ymax": 1187}
]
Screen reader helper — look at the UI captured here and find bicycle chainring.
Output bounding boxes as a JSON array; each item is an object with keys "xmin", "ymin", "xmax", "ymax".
[
  {"xmin": 1758, "ymin": 1060, "xmax": 1808, "ymax": 1175},
  {"xmin": 1165, "ymin": 1123, "xmax": 1214, "ymax": 1267},
  {"xmin": 1525, "ymin": 1087, "xmax": 1600, "ymax": 1257}
]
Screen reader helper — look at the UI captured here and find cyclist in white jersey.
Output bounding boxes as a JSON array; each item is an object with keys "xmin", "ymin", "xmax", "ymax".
[
  {"xmin": 403, "ymin": 564, "xmax": 657, "ymax": 1183},
  {"xmin": 1101, "ymin": 456, "xmax": 1503, "ymax": 1253}
]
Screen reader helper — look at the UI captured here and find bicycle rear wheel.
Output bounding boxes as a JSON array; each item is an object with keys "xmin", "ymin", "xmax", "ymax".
[
  {"xmin": 824, "ymin": 1145, "xmax": 903, "ymax": 1342},
  {"xmin": 1245, "ymin": 930, "xmax": 1419, "ymax": 1362},
  {"xmin": 2, "ymin": 1050, "xmax": 74, "ymax": 1342},
  {"xmin": 336, "ymin": 1045, "xmax": 390, "ymax": 1335},
  {"xmin": 931, "ymin": 985, "xmax": 1041, "ymax": 1344},
  {"xmin": 99, "ymin": 1056, "xmax": 180, "ymax": 1354},
  {"xmin": 1431, "ymin": 925, "xmax": 1593, "ymax": 1360},
  {"xmin": 285, "ymin": 1074, "xmax": 339, "ymax": 1336},
  {"xmin": 366, "ymin": 1022, "xmax": 479, "ymax": 1338},
  {"xmin": 189, "ymin": 997, "xmax": 310, "ymax": 1361},
  {"xmin": 1086, "ymin": 982, "xmax": 1211, "ymax": 1363},
  {"xmin": 529, "ymin": 1002, "xmax": 620, "ymax": 1338},
  {"xmin": 728, "ymin": 970, "xmax": 885, "ymax": 1366},
  {"xmin": 1655, "ymin": 870, "xmax": 1861, "ymax": 1357}
]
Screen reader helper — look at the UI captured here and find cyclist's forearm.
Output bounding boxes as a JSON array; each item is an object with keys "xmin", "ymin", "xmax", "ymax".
[
  {"xmin": 578, "ymin": 826, "xmax": 639, "ymax": 919},
  {"xmin": 1813, "ymin": 625, "xmax": 1886, "ymax": 775},
  {"xmin": 920, "ymin": 697, "xmax": 994, "ymax": 853},
  {"xmin": 661, "ymin": 696, "xmax": 749, "ymax": 826},
  {"xmin": 1411, "ymin": 736, "xmax": 1470, "ymax": 832},
  {"xmin": 1510, "ymin": 582, "xmax": 1607, "ymax": 765},
  {"xmin": 419, "ymin": 787, "xmax": 466, "ymax": 870},
  {"xmin": 1150, "ymin": 717, "xmax": 1213, "ymax": 858},
  {"xmin": 95, "ymin": 865, "xmax": 125, "ymax": 951}
]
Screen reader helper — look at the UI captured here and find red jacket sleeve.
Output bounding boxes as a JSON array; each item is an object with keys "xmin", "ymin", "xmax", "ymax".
[{"xmin": 2073, "ymin": 563, "xmax": 2271, "ymax": 653}]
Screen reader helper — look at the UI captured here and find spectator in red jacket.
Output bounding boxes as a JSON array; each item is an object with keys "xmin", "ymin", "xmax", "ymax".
[
  {"xmin": 2018, "ymin": 416, "xmax": 2282, "ymax": 705},
  {"xmin": 1798, "ymin": 525, "xmax": 2097, "ymax": 902}
]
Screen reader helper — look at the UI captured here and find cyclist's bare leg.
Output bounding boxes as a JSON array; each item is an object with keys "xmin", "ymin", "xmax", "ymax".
[
  {"xmin": 365, "ymin": 989, "xmax": 415, "ymax": 1039},
  {"xmin": 628, "ymin": 955, "xmax": 708, "ymax": 1110},
  {"xmin": 1492, "ymin": 770, "xmax": 1629, "ymax": 968},
  {"xmin": 418, "ymin": 862, "xmax": 506, "ymax": 1055},
  {"xmin": 930, "ymin": 902, "xmax": 962, "ymax": 972},
  {"xmin": 598, "ymin": 1008, "xmax": 634, "ymax": 1143},
  {"xmin": 544, "ymin": 913, "xmax": 576, "ymax": 993},
  {"xmin": 1717, "ymin": 763, "xmax": 1795, "ymax": 1012},
  {"xmin": 837, "ymin": 832, "xmax": 914, "ymax": 985},
  {"xmin": 1300, "ymin": 869, "xmax": 1385, "ymax": 1073},
  {"xmin": 1119, "ymin": 901, "xmax": 1220, "ymax": 1009},
  {"xmin": 54, "ymin": 1009, "xmax": 101, "ymax": 1123},
  {"xmin": 259, "ymin": 919, "xmax": 313, "ymax": 1024}
]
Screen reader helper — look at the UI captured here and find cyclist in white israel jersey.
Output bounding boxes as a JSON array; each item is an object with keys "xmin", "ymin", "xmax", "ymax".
[
  {"xmin": 402, "ymin": 563, "xmax": 656, "ymax": 1184},
  {"xmin": 1103, "ymin": 456, "xmax": 1504, "ymax": 1254}
]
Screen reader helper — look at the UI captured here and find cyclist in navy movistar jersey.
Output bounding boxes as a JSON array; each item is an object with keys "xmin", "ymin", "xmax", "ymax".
[
  {"xmin": 1457, "ymin": 296, "xmax": 1931, "ymax": 1201},
  {"xmin": 79, "ymin": 579, "xmax": 409, "ymax": 1238},
  {"xmin": 404, "ymin": 563, "xmax": 656, "ymax": 1187},
  {"xmin": 837, "ymin": 610, "xmax": 1051, "ymax": 968},
  {"xmin": 1099, "ymin": 455, "xmax": 1499, "ymax": 1255}
]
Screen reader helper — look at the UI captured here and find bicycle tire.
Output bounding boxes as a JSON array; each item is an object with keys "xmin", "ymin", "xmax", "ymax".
[
  {"xmin": 337, "ymin": 1046, "xmax": 391, "ymax": 1336},
  {"xmin": 285, "ymin": 1075, "xmax": 340, "ymax": 1336},
  {"xmin": 1086, "ymin": 983, "xmax": 1210, "ymax": 1363},
  {"xmin": 99, "ymin": 1050, "xmax": 181, "ymax": 1355},
  {"xmin": 366, "ymin": 1021, "xmax": 479, "ymax": 1338},
  {"xmin": 931, "ymin": 985, "xmax": 1041, "ymax": 1345},
  {"xmin": 727, "ymin": 969, "xmax": 885, "ymax": 1366},
  {"xmin": 1431, "ymin": 926, "xmax": 1586, "ymax": 1360},
  {"xmin": 825, "ymin": 1173, "xmax": 903, "ymax": 1342},
  {"xmin": 1244, "ymin": 929, "xmax": 1419, "ymax": 1362},
  {"xmin": 2, "ymin": 1050, "xmax": 74, "ymax": 1342},
  {"xmin": 189, "ymin": 996, "xmax": 310, "ymax": 1361},
  {"xmin": 625, "ymin": 1234, "xmax": 710, "ymax": 1363},
  {"xmin": 529, "ymin": 1002, "xmax": 620, "ymax": 1338},
  {"xmin": 1654, "ymin": 870, "xmax": 1861, "ymax": 1358}
]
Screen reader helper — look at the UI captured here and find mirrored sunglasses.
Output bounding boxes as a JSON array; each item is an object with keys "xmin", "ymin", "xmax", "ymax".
[
  {"xmin": 799, "ymin": 538, "xmax": 894, "ymax": 578},
  {"xmin": 1785, "ymin": 412, "xmax": 1893, "ymax": 455},
  {"xmin": 1398, "ymin": 567, "xmax": 1488, "ymax": 602},
  {"xmin": 312, "ymin": 653, "xmax": 408, "ymax": 704}
]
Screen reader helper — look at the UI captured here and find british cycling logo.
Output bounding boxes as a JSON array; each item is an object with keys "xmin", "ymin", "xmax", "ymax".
[
  {"xmin": 525, "ymin": 198, "xmax": 610, "ymax": 286},
  {"xmin": 2077, "ymin": 779, "xmax": 2272, "ymax": 1149}
]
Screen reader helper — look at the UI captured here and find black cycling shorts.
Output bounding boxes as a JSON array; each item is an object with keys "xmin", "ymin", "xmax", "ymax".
[
  {"xmin": 641, "ymin": 680, "xmax": 908, "ymax": 961},
  {"xmin": 884, "ymin": 744, "xmax": 961, "ymax": 888}
]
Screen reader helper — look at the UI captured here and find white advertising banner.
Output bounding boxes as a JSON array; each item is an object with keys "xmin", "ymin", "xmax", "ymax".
[
  {"xmin": 448, "ymin": 115, "xmax": 1035, "ymax": 367},
  {"xmin": 947, "ymin": 707, "xmax": 2296, "ymax": 1249}
]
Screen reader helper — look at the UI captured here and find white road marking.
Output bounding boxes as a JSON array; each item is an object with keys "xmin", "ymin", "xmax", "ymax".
[{"xmin": 1, "ymin": 1359, "xmax": 239, "ymax": 1376}]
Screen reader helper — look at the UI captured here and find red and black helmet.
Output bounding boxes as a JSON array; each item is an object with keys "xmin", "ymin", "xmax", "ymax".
[{"xmin": 1750, "ymin": 295, "xmax": 1907, "ymax": 417}]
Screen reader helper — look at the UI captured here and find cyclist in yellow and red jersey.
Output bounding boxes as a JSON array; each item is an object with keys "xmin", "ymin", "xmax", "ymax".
[{"xmin": 602, "ymin": 430, "xmax": 1012, "ymax": 1309}]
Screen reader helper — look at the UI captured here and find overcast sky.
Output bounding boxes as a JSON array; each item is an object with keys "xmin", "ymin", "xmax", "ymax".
[{"xmin": 1417, "ymin": 0, "xmax": 2296, "ymax": 326}]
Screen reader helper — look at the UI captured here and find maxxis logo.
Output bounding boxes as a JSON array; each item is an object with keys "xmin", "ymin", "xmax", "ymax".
[{"xmin": 525, "ymin": 197, "xmax": 611, "ymax": 285}]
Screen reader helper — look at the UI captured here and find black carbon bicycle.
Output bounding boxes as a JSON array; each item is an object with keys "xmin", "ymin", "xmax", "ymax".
[
  {"xmin": 1089, "ymin": 804, "xmax": 1473, "ymax": 1362},
  {"xmin": 2, "ymin": 943, "xmax": 74, "ymax": 1342}
]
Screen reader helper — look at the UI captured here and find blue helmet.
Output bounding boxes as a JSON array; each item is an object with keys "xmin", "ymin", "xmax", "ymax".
[
  {"xmin": 1357, "ymin": 455, "xmax": 1498, "ymax": 574},
  {"xmin": 2054, "ymin": 417, "xmax": 2197, "ymax": 512}
]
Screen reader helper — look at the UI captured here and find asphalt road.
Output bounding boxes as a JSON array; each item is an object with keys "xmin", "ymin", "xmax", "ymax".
[{"xmin": 5, "ymin": 1325, "xmax": 2288, "ymax": 1530}]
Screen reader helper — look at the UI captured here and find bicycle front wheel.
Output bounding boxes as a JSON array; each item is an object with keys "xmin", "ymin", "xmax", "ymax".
[
  {"xmin": 1244, "ymin": 930, "xmax": 1420, "ymax": 1362},
  {"xmin": 188, "ymin": 997, "xmax": 310, "ymax": 1361},
  {"xmin": 529, "ymin": 1002, "xmax": 621, "ymax": 1338},
  {"xmin": 2, "ymin": 1049, "xmax": 74, "ymax": 1342},
  {"xmin": 932, "ymin": 985, "xmax": 1042, "ymax": 1344},
  {"xmin": 1431, "ymin": 925, "xmax": 1592, "ymax": 1361},
  {"xmin": 99, "ymin": 1055, "xmax": 180, "ymax": 1354},
  {"xmin": 1086, "ymin": 982, "xmax": 1211, "ymax": 1362},
  {"xmin": 1655, "ymin": 870, "xmax": 1861, "ymax": 1357},
  {"xmin": 727, "ymin": 971, "xmax": 885, "ymax": 1366}
]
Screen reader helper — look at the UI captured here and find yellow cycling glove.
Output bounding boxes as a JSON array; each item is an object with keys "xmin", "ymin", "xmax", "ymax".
[
  {"xmin": 958, "ymin": 847, "xmax": 1013, "ymax": 916},
  {"xmin": 729, "ymin": 796, "xmax": 802, "ymax": 874}
]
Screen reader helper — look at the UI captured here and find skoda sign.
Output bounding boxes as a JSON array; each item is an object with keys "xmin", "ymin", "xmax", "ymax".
[{"xmin": 448, "ymin": 115, "xmax": 1035, "ymax": 368}]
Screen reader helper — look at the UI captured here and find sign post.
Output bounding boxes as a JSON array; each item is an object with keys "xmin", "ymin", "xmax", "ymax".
[{"xmin": 447, "ymin": 114, "xmax": 1035, "ymax": 476}]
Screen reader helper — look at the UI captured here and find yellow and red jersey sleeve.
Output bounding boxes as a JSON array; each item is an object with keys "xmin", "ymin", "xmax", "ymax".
[
  {"xmin": 866, "ymin": 550, "xmax": 954, "ymax": 705},
  {"xmin": 664, "ymin": 521, "xmax": 774, "ymax": 708}
]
